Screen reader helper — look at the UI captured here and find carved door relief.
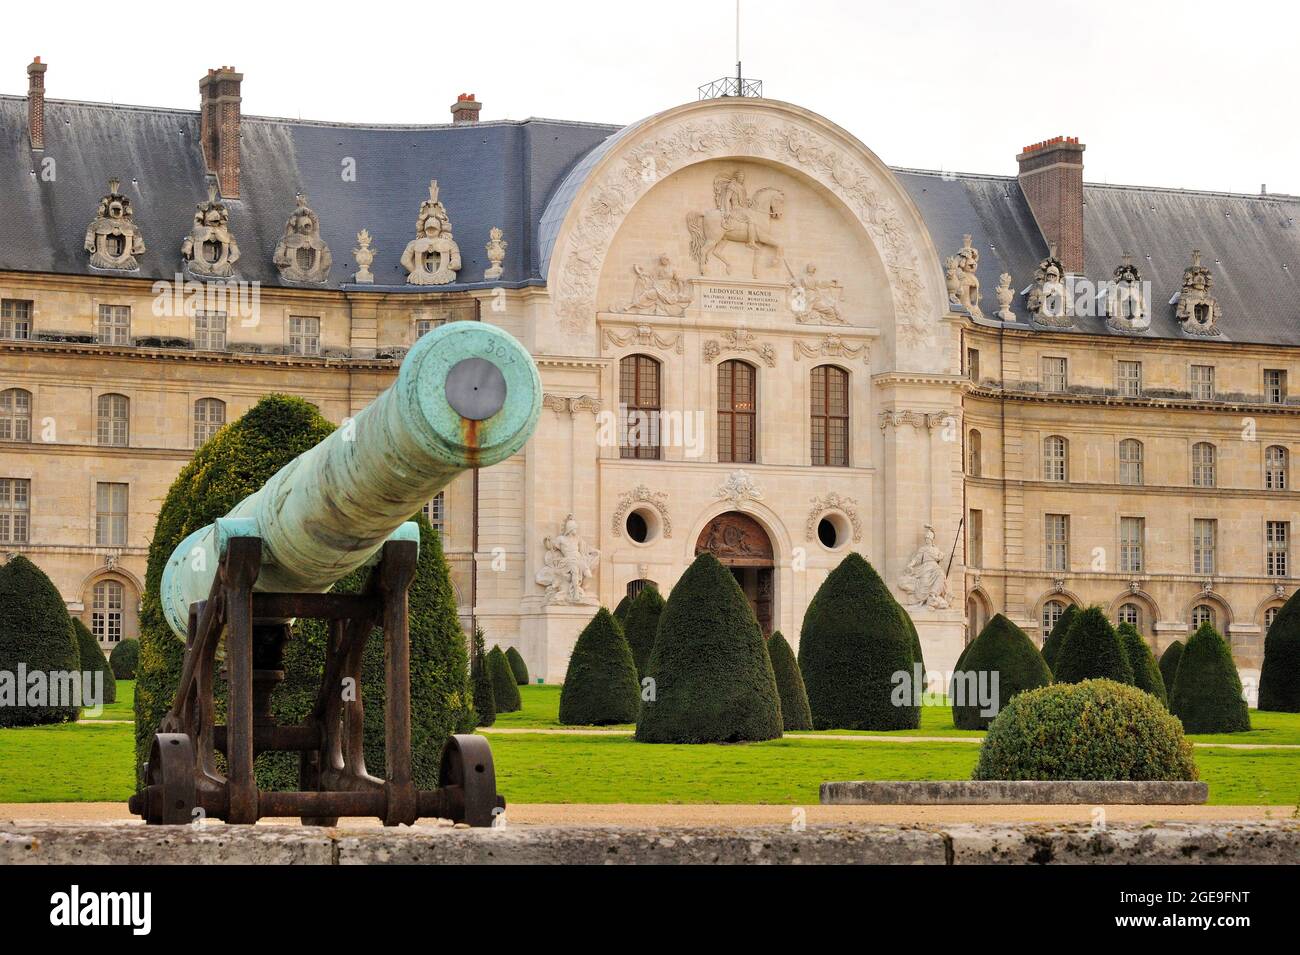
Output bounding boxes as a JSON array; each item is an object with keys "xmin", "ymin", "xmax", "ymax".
[{"xmin": 696, "ymin": 511, "xmax": 775, "ymax": 635}]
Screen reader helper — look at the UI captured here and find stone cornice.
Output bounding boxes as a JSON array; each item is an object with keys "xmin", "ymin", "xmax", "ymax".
[
  {"xmin": 0, "ymin": 339, "xmax": 399, "ymax": 369},
  {"xmin": 965, "ymin": 385, "xmax": 1300, "ymax": 415},
  {"xmin": 873, "ymin": 371, "xmax": 969, "ymax": 388},
  {"xmin": 966, "ymin": 474, "xmax": 1300, "ymax": 501},
  {"xmin": 964, "ymin": 319, "xmax": 1300, "ymax": 358}
]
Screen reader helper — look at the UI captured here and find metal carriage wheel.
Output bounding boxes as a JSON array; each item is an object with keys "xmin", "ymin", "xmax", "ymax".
[{"xmin": 439, "ymin": 734, "xmax": 502, "ymax": 827}]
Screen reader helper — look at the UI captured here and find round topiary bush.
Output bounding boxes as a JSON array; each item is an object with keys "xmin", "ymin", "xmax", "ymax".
[
  {"xmin": 1052, "ymin": 606, "xmax": 1134, "ymax": 685},
  {"xmin": 559, "ymin": 608, "xmax": 640, "ymax": 725},
  {"xmin": 470, "ymin": 626, "xmax": 495, "ymax": 728},
  {"xmin": 973, "ymin": 679, "xmax": 1198, "ymax": 781},
  {"xmin": 0, "ymin": 555, "xmax": 81, "ymax": 726},
  {"xmin": 109, "ymin": 638, "xmax": 139, "ymax": 680},
  {"xmin": 72, "ymin": 618, "xmax": 116, "ymax": 706},
  {"xmin": 505, "ymin": 646, "xmax": 530, "ymax": 686},
  {"xmin": 487, "ymin": 645, "xmax": 521, "ymax": 713},
  {"xmin": 622, "ymin": 585, "xmax": 664, "ymax": 681},
  {"xmin": 1117, "ymin": 622, "xmax": 1167, "ymax": 706},
  {"xmin": 1169, "ymin": 622, "xmax": 1251, "ymax": 733},
  {"xmin": 1158, "ymin": 640, "xmax": 1184, "ymax": 696},
  {"xmin": 635, "ymin": 552, "xmax": 782, "ymax": 744},
  {"xmin": 1040, "ymin": 604, "xmax": 1077, "ymax": 674},
  {"xmin": 951, "ymin": 613, "xmax": 1052, "ymax": 730},
  {"xmin": 798, "ymin": 553, "xmax": 920, "ymax": 730},
  {"xmin": 767, "ymin": 631, "xmax": 812, "ymax": 731},
  {"xmin": 1259, "ymin": 590, "xmax": 1300, "ymax": 712}
]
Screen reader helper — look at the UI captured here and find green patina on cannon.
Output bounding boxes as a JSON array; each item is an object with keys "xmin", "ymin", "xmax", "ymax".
[{"xmin": 130, "ymin": 321, "xmax": 541, "ymax": 827}]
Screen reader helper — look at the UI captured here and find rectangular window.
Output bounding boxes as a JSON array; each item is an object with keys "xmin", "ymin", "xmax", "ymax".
[
  {"xmin": 968, "ymin": 509, "xmax": 983, "ymax": 569},
  {"xmin": 966, "ymin": 348, "xmax": 980, "ymax": 383},
  {"xmin": 289, "ymin": 316, "xmax": 321, "ymax": 356},
  {"xmin": 194, "ymin": 311, "xmax": 227, "ymax": 351},
  {"xmin": 95, "ymin": 482, "xmax": 128, "ymax": 547},
  {"xmin": 0, "ymin": 478, "xmax": 30, "ymax": 544},
  {"xmin": 0, "ymin": 299, "xmax": 33, "ymax": 341},
  {"xmin": 1117, "ymin": 360, "xmax": 1142, "ymax": 398},
  {"xmin": 1120, "ymin": 517, "xmax": 1145, "ymax": 573},
  {"xmin": 1193, "ymin": 518, "xmax": 1217, "ymax": 576},
  {"xmin": 424, "ymin": 491, "xmax": 445, "ymax": 535},
  {"xmin": 1190, "ymin": 364, "xmax": 1215, "ymax": 400},
  {"xmin": 95, "ymin": 304, "xmax": 131, "ymax": 345},
  {"xmin": 1044, "ymin": 514, "xmax": 1069, "ymax": 572},
  {"xmin": 1265, "ymin": 369, "xmax": 1287, "ymax": 405},
  {"xmin": 415, "ymin": 317, "xmax": 446, "ymax": 338},
  {"xmin": 1041, "ymin": 356, "xmax": 1067, "ymax": 393},
  {"xmin": 1267, "ymin": 521, "xmax": 1289, "ymax": 577}
]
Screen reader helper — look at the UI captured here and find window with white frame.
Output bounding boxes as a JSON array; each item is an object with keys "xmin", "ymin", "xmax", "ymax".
[
  {"xmin": 1191, "ymin": 604, "xmax": 1216, "ymax": 631},
  {"xmin": 91, "ymin": 579, "xmax": 124, "ymax": 644},
  {"xmin": 1193, "ymin": 518, "xmax": 1217, "ymax": 576},
  {"xmin": 1192, "ymin": 442, "xmax": 1216, "ymax": 488},
  {"xmin": 1117, "ymin": 360, "xmax": 1142, "ymax": 398},
  {"xmin": 424, "ymin": 491, "xmax": 445, "ymax": 536},
  {"xmin": 1190, "ymin": 364, "xmax": 1215, "ymax": 400},
  {"xmin": 1120, "ymin": 517, "xmax": 1145, "ymax": 573},
  {"xmin": 0, "ymin": 299, "xmax": 32, "ymax": 340},
  {"xmin": 95, "ymin": 482, "xmax": 128, "ymax": 547},
  {"xmin": 1044, "ymin": 514, "xmax": 1069, "ymax": 571},
  {"xmin": 194, "ymin": 311, "xmax": 227, "ymax": 351},
  {"xmin": 415, "ymin": 317, "xmax": 446, "ymax": 338},
  {"xmin": 1265, "ymin": 445, "xmax": 1288, "ymax": 490},
  {"xmin": 1265, "ymin": 369, "xmax": 1287, "ymax": 404},
  {"xmin": 193, "ymin": 398, "xmax": 226, "ymax": 447},
  {"xmin": 289, "ymin": 316, "xmax": 321, "ymax": 356},
  {"xmin": 0, "ymin": 477, "xmax": 30, "ymax": 544},
  {"xmin": 1267, "ymin": 521, "xmax": 1289, "ymax": 577},
  {"xmin": 1118, "ymin": 602, "xmax": 1141, "ymax": 630},
  {"xmin": 1041, "ymin": 599, "xmax": 1066, "ymax": 634},
  {"xmin": 0, "ymin": 388, "xmax": 32, "ymax": 442},
  {"xmin": 1118, "ymin": 438, "xmax": 1143, "ymax": 485},
  {"xmin": 96, "ymin": 304, "xmax": 131, "ymax": 345},
  {"xmin": 1043, "ymin": 435, "xmax": 1068, "ymax": 482},
  {"xmin": 1041, "ymin": 356, "xmax": 1067, "ymax": 393},
  {"xmin": 96, "ymin": 393, "xmax": 129, "ymax": 447},
  {"xmin": 1266, "ymin": 606, "xmax": 1281, "ymax": 631}
]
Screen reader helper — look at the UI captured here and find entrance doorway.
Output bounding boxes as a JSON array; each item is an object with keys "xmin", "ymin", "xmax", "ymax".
[{"xmin": 695, "ymin": 511, "xmax": 775, "ymax": 635}]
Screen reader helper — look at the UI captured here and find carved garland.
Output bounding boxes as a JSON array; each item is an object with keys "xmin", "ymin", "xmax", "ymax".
[
  {"xmin": 611, "ymin": 485, "xmax": 673, "ymax": 538},
  {"xmin": 702, "ymin": 329, "xmax": 777, "ymax": 367},
  {"xmin": 878, "ymin": 410, "xmax": 956, "ymax": 431},
  {"xmin": 805, "ymin": 492, "xmax": 862, "ymax": 543},
  {"xmin": 602, "ymin": 324, "xmax": 684, "ymax": 355},
  {"xmin": 793, "ymin": 334, "xmax": 870, "ymax": 365},
  {"xmin": 543, "ymin": 393, "xmax": 603, "ymax": 416}
]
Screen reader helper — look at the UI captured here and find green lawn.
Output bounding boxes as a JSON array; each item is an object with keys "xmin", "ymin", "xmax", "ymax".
[
  {"xmin": 0, "ymin": 722, "xmax": 136, "ymax": 802},
  {"xmin": 81, "ymin": 679, "xmax": 134, "ymax": 721}
]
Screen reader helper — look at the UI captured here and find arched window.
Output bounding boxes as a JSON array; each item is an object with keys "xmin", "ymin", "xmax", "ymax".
[
  {"xmin": 967, "ymin": 429, "xmax": 982, "ymax": 477},
  {"xmin": 618, "ymin": 354, "xmax": 661, "ymax": 460},
  {"xmin": 1041, "ymin": 599, "xmax": 1067, "ymax": 635},
  {"xmin": 1118, "ymin": 602, "xmax": 1142, "ymax": 631},
  {"xmin": 809, "ymin": 365, "xmax": 848, "ymax": 467},
  {"xmin": 1265, "ymin": 445, "xmax": 1288, "ymax": 490},
  {"xmin": 626, "ymin": 578, "xmax": 658, "ymax": 600},
  {"xmin": 1191, "ymin": 604, "xmax": 1216, "ymax": 631},
  {"xmin": 0, "ymin": 388, "xmax": 32, "ymax": 442},
  {"xmin": 1192, "ymin": 442, "xmax": 1216, "ymax": 487},
  {"xmin": 1043, "ymin": 435, "xmax": 1068, "ymax": 482},
  {"xmin": 92, "ymin": 579, "xmax": 124, "ymax": 645},
  {"xmin": 96, "ymin": 393, "xmax": 129, "ymax": 447},
  {"xmin": 1265, "ymin": 605, "xmax": 1282, "ymax": 632},
  {"xmin": 193, "ymin": 398, "xmax": 226, "ymax": 447},
  {"xmin": 717, "ymin": 359, "xmax": 757, "ymax": 463},
  {"xmin": 1118, "ymin": 438, "xmax": 1143, "ymax": 485}
]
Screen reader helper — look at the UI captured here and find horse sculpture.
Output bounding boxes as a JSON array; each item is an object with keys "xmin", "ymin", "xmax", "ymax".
[{"xmin": 686, "ymin": 186, "xmax": 785, "ymax": 279}]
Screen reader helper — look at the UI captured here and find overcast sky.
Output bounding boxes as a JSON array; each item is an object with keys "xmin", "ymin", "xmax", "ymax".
[{"xmin": 2, "ymin": 0, "xmax": 1295, "ymax": 195}]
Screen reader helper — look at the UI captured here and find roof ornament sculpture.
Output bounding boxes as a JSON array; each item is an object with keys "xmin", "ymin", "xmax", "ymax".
[
  {"xmin": 401, "ymin": 180, "xmax": 461, "ymax": 285},
  {"xmin": 352, "ymin": 229, "xmax": 376, "ymax": 284},
  {"xmin": 993, "ymin": 272, "xmax": 1016, "ymax": 321},
  {"xmin": 85, "ymin": 178, "xmax": 146, "ymax": 271},
  {"xmin": 944, "ymin": 235, "xmax": 983, "ymax": 320},
  {"xmin": 273, "ymin": 192, "xmax": 332, "ymax": 284},
  {"xmin": 181, "ymin": 180, "xmax": 240, "ymax": 278},
  {"xmin": 1106, "ymin": 253, "xmax": 1150, "ymax": 333},
  {"xmin": 1026, "ymin": 245, "xmax": 1072, "ymax": 327},
  {"xmin": 484, "ymin": 227, "xmax": 507, "ymax": 281},
  {"xmin": 1175, "ymin": 249, "xmax": 1222, "ymax": 336}
]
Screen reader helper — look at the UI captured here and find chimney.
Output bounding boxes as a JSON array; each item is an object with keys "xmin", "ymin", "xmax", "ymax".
[
  {"xmin": 27, "ymin": 57, "xmax": 47, "ymax": 151},
  {"xmin": 451, "ymin": 93, "xmax": 481, "ymax": 124},
  {"xmin": 199, "ymin": 66, "xmax": 243, "ymax": 198},
  {"xmin": 1016, "ymin": 135, "xmax": 1086, "ymax": 274}
]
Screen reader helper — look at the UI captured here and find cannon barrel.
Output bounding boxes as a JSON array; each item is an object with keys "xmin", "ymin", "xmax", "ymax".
[{"xmin": 160, "ymin": 321, "xmax": 541, "ymax": 638}]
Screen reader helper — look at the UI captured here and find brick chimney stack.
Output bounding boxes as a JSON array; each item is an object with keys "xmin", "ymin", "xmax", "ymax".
[
  {"xmin": 1016, "ymin": 136, "xmax": 1086, "ymax": 274},
  {"xmin": 199, "ymin": 66, "xmax": 243, "ymax": 198},
  {"xmin": 451, "ymin": 93, "xmax": 481, "ymax": 124},
  {"xmin": 27, "ymin": 57, "xmax": 47, "ymax": 151}
]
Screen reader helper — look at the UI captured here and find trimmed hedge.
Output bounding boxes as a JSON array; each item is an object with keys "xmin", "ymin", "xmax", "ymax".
[
  {"xmin": 471, "ymin": 626, "xmax": 495, "ymax": 728},
  {"xmin": 1169, "ymin": 622, "xmax": 1251, "ymax": 734},
  {"xmin": 767, "ymin": 631, "xmax": 812, "ymax": 731},
  {"xmin": 951, "ymin": 613, "xmax": 1052, "ymax": 730},
  {"xmin": 1052, "ymin": 606, "xmax": 1134, "ymax": 685},
  {"xmin": 505, "ymin": 646, "xmax": 529, "ymax": 686},
  {"xmin": 1259, "ymin": 590, "xmax": 1300, "ymax": 712},
  {"xmin": 1040, "ymin": 604, "xmax": 1077, "ymax": 674},
  {"xmin": 488, "ymin": 645, "xmax": 521, "ymax": 713},
  {"xmin": 635, "ymin": 552, "xmax": 782, "ymax": 743},
  {"xmin": 973, "ymin": 680, "xmax": 1197, "ymax": 781},
  {"xmin": 559, "ymin": 608, "xmax": 640, "ymax": 725},
  {"xmin": 110, "ymin": 638, "xmax": 139, "ymax": 680},
  {"xmin": 1118, "ymin": 622, "xmax": 1167, "ymax": 706},
  {"xmin": 0, "ymin": 555, "xmax": 82, "ymax": 726},
  {"xmin": 622, "ymin": 585, "xmax": 664, "ymax": 681},
  {"xmin": 798, "ymin": 553, "xmax": 920, "ymax": 731},
  {"xmin": 613, "ymin": 594, "xmax": 632, "ymax": 625},
  {"xmin": 1158, "ymin": 641, "xmax": 1184, "ymax": 697},
  {"xmin": 72, "ymin": 618, "xmax": 116, "ymax": 706}
]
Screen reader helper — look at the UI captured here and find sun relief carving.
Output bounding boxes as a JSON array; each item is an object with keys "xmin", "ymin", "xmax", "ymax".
[
  {"xmin": 84, "ymin": 178, "xmax": 145, "ymax": 271},
  {"xmin": 702, "ymin": 329, "xmax": 776, "ymax": 367}
]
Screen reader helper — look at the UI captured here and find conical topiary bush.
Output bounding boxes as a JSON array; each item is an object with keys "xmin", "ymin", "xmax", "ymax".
[
  {"xmin": 798, "ymin": 552, "xmax": 920, "ymax": 730},
  {"xmin": 623, "ymin": 585, "xmax": 664, "ymax": 681},
  {"xmin": 0, "ymin": 555, "xmax": 81, "ymax": 726},
  {"xmin": 470, "ymin": 626, "xmax": 495, "ymax": 728},
  {"xmin": 951, "ymin": 613, "xmax": 1052, "ymax": 729},
  {"xmin": 1158, "ymin": 640, "xmax": 1184, "ymax": 696},
  {"xmin": 72, "ymin": 618, "xmax": 116, "ymax": 706},
  {"xmin": 559, "ymin": 608, "xmax": 640, "ymax": 725},
  {"xmin": 1052, "ymin": 606, "xmax": 1134, "ymax": 685},
  {"xmin": 635, "ymin": 552, "xmax": 782, "ymax": 743},
  {"xmin": 613, "ymin": 594, "xmax": 632, "ymax": 625},
  {"xmin": 1170, "ymin": 622, "xmax": 1251, "ymax": 733},
  {"xmin": 488, "ymin": 644, "xmax": 521, "ymax": 713},
  {"xmin": 505, "ymin": 646, "xmax": 529, "ymax": 686},
  {"xmin": 1117, "ymin": 622, "xmax": 1167, "ymax": 706},
  {"xmin": 767, "ymin": 631, "xmax": 812, "ymax": 731},
  {"xmin": 1041, "ymin": 604, "xmax": 1078, "ymax": 674},
  {"xmin": 1259, "ymin": 590, "xmax": 1300, "ymax": 712}
]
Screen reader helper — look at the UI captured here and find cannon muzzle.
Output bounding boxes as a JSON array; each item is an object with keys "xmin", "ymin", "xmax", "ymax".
[{"xmin": 160, "ymin": 321, "xmax": 541, "ymax": 638}]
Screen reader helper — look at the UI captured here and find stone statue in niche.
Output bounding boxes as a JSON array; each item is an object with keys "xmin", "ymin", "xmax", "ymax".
[
  {"xmin": 1026, "ymin": 247, "xmax": 1072, "ymax": 327},
  {"xmin": 945, "ymin": 235, "xmax": 983, "ymax": 319},
  {"xmin": 400, "ymin": 180, "xmax": 462, "ymax": 285},
  {"xmin": 484, "ymin": 227, "xmax": 507, "ymax": 281},
  {"xmin": 898, "ymin": 523, "xmax": 951, "ymax": 610},
  {"xmin": 352, "ymin": 229, "xmax": 376, "ymax": 284},
  {"xmin": 1175, "ymin": 249, "xmax": 1222, "ymax": 336},
  {"xmin": 789, "ymin": 263, "xmax": 844, "ymax": 324},
  {"xmin": 1106, "ymin": 254, "xmax": 1149, "ymax": 332},
  {"xmin": 84, "ymin": 178, "xmax": 145, "ymax": 271},
  {"xmin": 621, "ymin": 254, "xmax": 693, "ymax": 316},
  {"xmin": 181, "ymin": 182, "xmax": 240, "ymax": 278},
  {"xmin": 273, "ymin": 193, "xmax": 332, "ymax": 284},
  {"xmin": 535, "ymin": 513, "xmax": 600, "ymax": 604},
  {"xmin": 686, "ymin": 169, "xmax": 785, "ymax": 278},
  {"xmin": 994, "ymin": 272, "xmax": 1016, "ymax": 321}
]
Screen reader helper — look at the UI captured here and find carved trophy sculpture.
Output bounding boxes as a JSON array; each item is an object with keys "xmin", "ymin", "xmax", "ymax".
[
  {"xmin": 1176, "ymin": 249, "xmax": 1222, "ymax": 336},
  {"xmin": 1107, "ymin": 254, "xmax": 1150, "ymax": 332},
  {"xmin": 484, "ymin": 227, "xmax": 507, "ymax": 281},
  {"xmin": 946, "ymin": 235, "xmax": 983, "ymax": 319},
  {"xmin": 401, "ymin": 180, "xmax": 462, "ymax": 285},
  {"xmin": 898, "ymin": 523, "xmax": 951, "ymax": 610},
  {"xmin": 181, "ymin": 182, "xmax": 241, "ymax": 278},
  {"xmin": 994, "ymin": 272, "xmax": 1016, "ymax": 321},
  {"xmin": 621, "ymin": 254, "xmax": 693, "ymax": 316},
  {"xmin": 273, "ymin": 193, "xmax": 332, "ymax": 284},
  {"xmin": 687, "ymin": 169, "xmax": 785, "ymax": 278},
  {"xmin": 84, "ymin": 178, "xmax": 146, "ymax": 271},
  {"xmin": 535, "ymin": 514, "xmax": 600, "ymax": 604},
  {"xmin": 131, "ymin": 321, "xmax": 542, "ymax": 828},
  {"xmin": 352, "ymin": 229, "xmax": 376, "ymax": 284},
  {"xmin": 1026, "ymin": 246, "xmax": 1072, "ymax": 327},
  {"xmin": 789, "ymin": 262, "xmax": 845, "ymax": 324}
]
